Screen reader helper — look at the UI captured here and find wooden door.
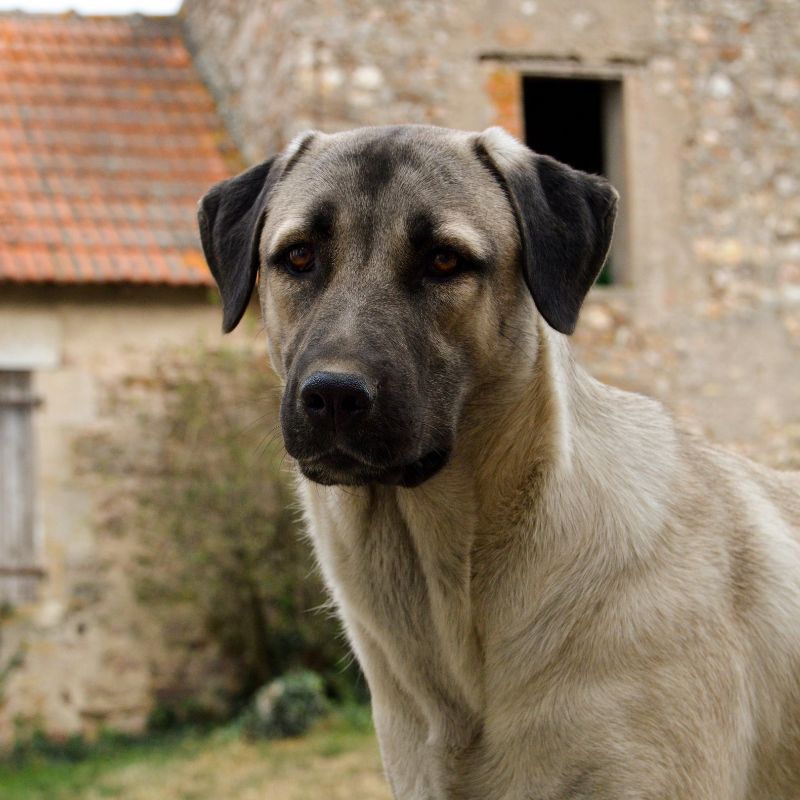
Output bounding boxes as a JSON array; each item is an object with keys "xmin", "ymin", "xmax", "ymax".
[{"xmin": 0, "ymin": 372, "xmax": 40, "ymax": 605}]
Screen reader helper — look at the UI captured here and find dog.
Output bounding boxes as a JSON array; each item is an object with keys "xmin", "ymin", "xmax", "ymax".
[{"xmin": 198, "ymin": 125, "xmax": 800, "ymax": 799}]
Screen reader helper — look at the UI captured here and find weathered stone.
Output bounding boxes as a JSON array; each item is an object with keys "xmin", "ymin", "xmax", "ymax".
[{"xmin": 0, "ymin": 288, "xmax": 258, "ymax": 745}]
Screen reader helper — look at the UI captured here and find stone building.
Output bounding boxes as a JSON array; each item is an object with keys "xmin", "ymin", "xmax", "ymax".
[
  {"xmin": 0, "ymin": 13, "xmax": 246, "ymax": 740},
  {"xmin": 0, "ymin": 0, "xmax": 798, "ymax": 741},
  {"xmin": 183, "ymin": 0, "xmax": 800, "ymax": 465}
]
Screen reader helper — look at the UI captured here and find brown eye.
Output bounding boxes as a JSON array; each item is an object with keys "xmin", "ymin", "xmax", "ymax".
[
  {"xmin": 430, "ymin": 250, "xmax": 459, "ymax": 277},
  {"xmin": 287, "ymin": 244, "xmax": 314, "ymax": 273}
]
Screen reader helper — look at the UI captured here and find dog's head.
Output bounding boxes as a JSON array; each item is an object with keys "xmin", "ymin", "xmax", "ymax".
[{"xmin": 198, "ymin": 126, "xmax": 617, "ymax": 487}]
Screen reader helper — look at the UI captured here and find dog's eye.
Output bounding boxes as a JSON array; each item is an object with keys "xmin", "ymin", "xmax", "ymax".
[
  {"xmin": 285, "ymin": 244, "xmax": 315, "ymax": 274},
  {"xmin": 427, "ymin": 250, "xmax": 460, "ymax": 278}
]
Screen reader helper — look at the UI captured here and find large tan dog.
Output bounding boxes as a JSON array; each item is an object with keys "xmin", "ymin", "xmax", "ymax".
[{"xmin": 198, "ymin": 125, "xmax": 800, "ymax": 799}]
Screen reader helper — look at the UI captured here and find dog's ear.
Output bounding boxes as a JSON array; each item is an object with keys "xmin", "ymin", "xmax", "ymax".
[
  {"xmin": 197, "ymin": 157, "xmax": 277, "ymax": 333},
  {"xmin": 476, "ymin": 128, "xmax": 618, "ymax": 335}
]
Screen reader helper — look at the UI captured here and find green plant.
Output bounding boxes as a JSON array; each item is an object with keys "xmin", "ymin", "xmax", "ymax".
[
  {"xmin": 240, "ymin": 670, "xmax": 328, "ymax": 739},
  {"xmin": 117, "ymin": 347, "xmax": 361, "ymax": 716},
  {"xmin": 10, "ymin": 729, "xmax": 88, "ymax": 765}
]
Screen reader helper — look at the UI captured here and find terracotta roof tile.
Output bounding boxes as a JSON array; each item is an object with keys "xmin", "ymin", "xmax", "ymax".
[{"xmin": 0, "ymin": 12, "xmax": 241, "ymax": 286}]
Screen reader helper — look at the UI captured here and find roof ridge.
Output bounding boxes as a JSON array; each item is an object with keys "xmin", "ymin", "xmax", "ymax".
[{"xmin": 0, "ymin": 10, "xmax": 180, "ymax": 22}]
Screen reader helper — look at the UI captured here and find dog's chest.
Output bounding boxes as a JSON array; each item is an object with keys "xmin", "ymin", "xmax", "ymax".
[{"xmin": 300, "ymin": 480, "xmax": 484, "ymax": 721}]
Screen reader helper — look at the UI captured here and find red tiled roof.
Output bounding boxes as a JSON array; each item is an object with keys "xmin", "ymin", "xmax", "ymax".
[{"xmin": 0, "ymin": 13, "xmax": 240, "ymax": 286}]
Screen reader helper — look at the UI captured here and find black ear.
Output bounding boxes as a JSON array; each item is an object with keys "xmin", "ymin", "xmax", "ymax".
[
  {"xmin": 480, "ymin": 144, "xmax": 618, "ymax": 335},
  {"xmin": 197, "ymin": 157, "xmax": 278, "ymax": 333}
]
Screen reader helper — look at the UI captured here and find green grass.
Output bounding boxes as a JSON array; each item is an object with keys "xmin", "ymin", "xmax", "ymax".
[
  {"xmin": 0, "ymin": 732, "xmax": 201, "ymax": 800},
  {"xmin": 0, "ymin": 707, "xmax": 388, "ymax": 800}
]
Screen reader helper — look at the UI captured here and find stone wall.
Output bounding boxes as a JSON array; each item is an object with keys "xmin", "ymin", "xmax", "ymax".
[
  {"xmin": 0, "ymin": 287, "xmax": 255, "ymax": 742},
  {"xmin": 181, "ymin": 0, "xmax": 657, "ymax": 159},
  {"xmin": 182, "ymin": 0, "xmax": 800, "ymax": 466}
]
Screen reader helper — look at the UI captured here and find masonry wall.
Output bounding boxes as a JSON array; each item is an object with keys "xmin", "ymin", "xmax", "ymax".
[
  {"xmin": 0, "ymin": 287, "xmax": 254, "ymax": 742},
  {"xmin": 182, "ymin": 0, "xmax": 800, "ymax": 467}
]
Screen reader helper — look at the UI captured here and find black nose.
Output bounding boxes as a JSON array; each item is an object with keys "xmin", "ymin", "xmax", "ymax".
[{"xmin": 300, "ymin": 371, "xmax": 374, "ymax": 431}]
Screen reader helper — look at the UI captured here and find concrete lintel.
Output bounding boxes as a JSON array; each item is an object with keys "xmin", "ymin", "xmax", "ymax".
[
  {"xmin": 0, "ymin": 312, "xmax": 62, "ymax": 370},
  {"xmin": 478, "ymin": 55, "xmax": 644, "ymax": 80}
]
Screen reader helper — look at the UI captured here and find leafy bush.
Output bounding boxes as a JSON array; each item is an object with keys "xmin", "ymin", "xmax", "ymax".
[
  {"xmin": 240, "ymin": 670, "xmax": 328, "ymax": 739},
  {"xmin": 119, "ymin": 347, "xmax": 363, "ymax": 716},
  {"xmin": 5, "ymin": 722, "xmax": 142, "ymax": 767},
  {"xmin": 9, "ymin": 729, "xmax": 90, "ymax": 765}
]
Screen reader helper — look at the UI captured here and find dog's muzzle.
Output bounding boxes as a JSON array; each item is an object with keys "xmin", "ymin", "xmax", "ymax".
[{"xmin": 282, "ymin": 370, "xmax": 449, "ymax": 487}]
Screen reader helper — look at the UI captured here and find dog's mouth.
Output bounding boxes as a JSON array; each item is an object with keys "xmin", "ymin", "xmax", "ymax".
[
  {"xmin": 396, "ymin": 449, "xmax": 449, "ymax": 487},
  {"xmin": 297, "ymin": 448, "xmax": 450, "ymax": 488}
]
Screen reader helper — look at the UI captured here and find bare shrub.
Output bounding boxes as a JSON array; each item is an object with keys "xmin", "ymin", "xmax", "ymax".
[{"xmin": 96, "ymin": 347, "xmax": 360, "ymax": 719}]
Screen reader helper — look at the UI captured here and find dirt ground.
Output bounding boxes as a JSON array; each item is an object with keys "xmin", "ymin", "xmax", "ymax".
[
  {"xmin": 4, "ymin": 715, "xmax": 393, "ymax": 800},
  {"xmin": 82, "ymin": 735, "xmax": 391, "ymax": 800},
  {"xmin": 84, "ymin": 740, "xmax": 390, "ymax": 800}
]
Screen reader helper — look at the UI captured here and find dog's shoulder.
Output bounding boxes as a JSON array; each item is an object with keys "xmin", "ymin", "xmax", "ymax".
[{"xmin": 683, "ymin": 433, "xmax": 799, "ymax": 529}]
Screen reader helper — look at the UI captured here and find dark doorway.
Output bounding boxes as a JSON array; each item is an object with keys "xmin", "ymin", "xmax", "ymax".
[
  {"xmin": 522, "ymin": 76, "xmax": 625, "ymax": 284},
  {"xmin": 523, "ymin": 77, "xmax": 605, "ymax": 174}
]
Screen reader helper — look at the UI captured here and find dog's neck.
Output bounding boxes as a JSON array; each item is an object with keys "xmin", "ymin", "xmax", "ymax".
[
  {"xmin": 460, "ymin": 318, "xmax": 575, "ymax": 505},
  {"xmin": 402, "ymin": 319, "xmax": 679, "ymax": 569}
]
